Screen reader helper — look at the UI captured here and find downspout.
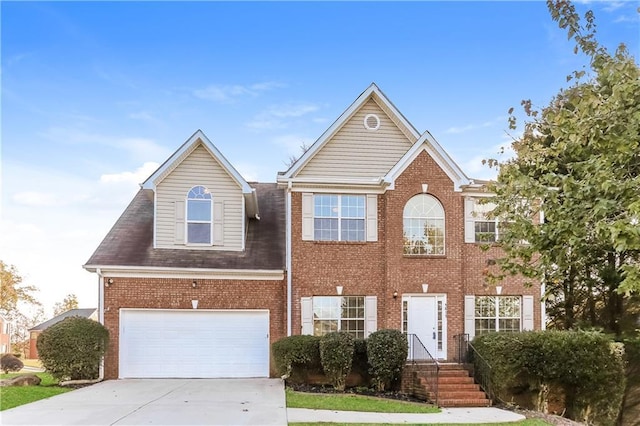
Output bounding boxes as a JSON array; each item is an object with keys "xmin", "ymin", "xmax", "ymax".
[
  {"xmin": 96, "ymin": 268, "xmax": 105, "ymax": 380},
  {"xmin": 286, "ymin": 181, "xmax": 292, "ymax": 336}
]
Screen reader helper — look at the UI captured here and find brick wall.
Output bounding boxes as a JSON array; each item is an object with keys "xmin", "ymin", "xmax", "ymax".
[
  {"xmin": 102, "ymin": 276, "xmax": 286, "ymax": 379},
  {"xmin": 290, "ymin": 150, "xmax": 542, "ymax": 360}
]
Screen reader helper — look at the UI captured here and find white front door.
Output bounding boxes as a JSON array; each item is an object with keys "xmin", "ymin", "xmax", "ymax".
[{"xmin": 404, "ymin": 295, "xmax": 446, "ymax": 360}]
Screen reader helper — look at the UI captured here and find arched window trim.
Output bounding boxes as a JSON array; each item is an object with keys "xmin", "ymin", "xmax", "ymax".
[
  {"xmin": 186, "ymin": 185, "xmax": 213, "ymax": 245},
  {"xmin": 403, "ymin": 194, "xmax": 446, "ymax": 255}
]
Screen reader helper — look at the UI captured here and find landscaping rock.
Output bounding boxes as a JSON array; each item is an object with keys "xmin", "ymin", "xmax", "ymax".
[{"xmin": 0, "ymin": 374, "xmax": 42, "ymax": 387}]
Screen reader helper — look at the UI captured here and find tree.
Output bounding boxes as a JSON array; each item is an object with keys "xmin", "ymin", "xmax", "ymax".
[
  {"xmin": 53, "ymin": 294, "xmax": 79, "ymax": 316},
  {"xmin": 0, "ymin": 260, "xmax": 39, "ymax": 316},
  {"xmin": 486, "ymin": 1, "xmax": 640, "ymax": 335}
]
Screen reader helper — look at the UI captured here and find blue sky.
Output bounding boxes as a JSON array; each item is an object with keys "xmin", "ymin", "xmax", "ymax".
[{"xmin": 1, "ymin": 1, "xmax": 638, "ymax": 317}]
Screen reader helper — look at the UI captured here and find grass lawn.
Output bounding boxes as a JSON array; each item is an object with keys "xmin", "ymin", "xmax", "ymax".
[
  {"xmin": 285, "ymin": 389, "xmax": 440, "ymax": 414},
  {"xmin": 0, "ymin": 372, "xmax": 71, "ymax": 411},
  {"xmin": 289, "ymin": 421, "xmax": 551, "ymax": 426}
]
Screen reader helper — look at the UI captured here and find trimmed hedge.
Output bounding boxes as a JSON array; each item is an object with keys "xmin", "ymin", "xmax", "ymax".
[
  {"xmin": 319, "ymin": 332, "xmax": 355, "ymax": 391},
  {"xmin": 472, "ymin": 330, "xmax": 625, "ymax": 425},
  {"xmin": 271, "ymin": 335, "xmax": 321, "ymax": 378},
  {"xmin": 37, "ymin": 316, "xmax": 109, "ymax": 381},
  {"xmin": 367, "ymin": 329, "xmax": 408, "ymax": 391}
]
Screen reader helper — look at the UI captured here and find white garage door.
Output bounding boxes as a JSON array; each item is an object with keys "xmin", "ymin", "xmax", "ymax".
[{"xmin": 119, "ymin": 309, "xmax": 269, "ymax": 378}]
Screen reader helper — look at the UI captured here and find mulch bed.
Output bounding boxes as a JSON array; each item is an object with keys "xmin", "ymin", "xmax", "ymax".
[{"xmin": 287, "ymin": 383, "xmax": 427, "ymax": 404}]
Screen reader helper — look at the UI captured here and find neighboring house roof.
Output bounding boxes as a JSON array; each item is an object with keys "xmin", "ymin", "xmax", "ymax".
[
  {"xmin": 29, "ymin": 309, "xmax": 97, "ymax": 332},
  {"xmin": 83, "ymin": 183, "xmax": 285, "ymax": 271},
  {"xmin": 142, "ymin": 130, "xmax": 259, "ymax": 218}
]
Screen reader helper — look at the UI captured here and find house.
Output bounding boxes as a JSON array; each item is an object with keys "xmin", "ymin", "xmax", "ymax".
[
  {"xmin": 28, "ymin": 308, "xmax": 97, "ymax": 359},
  {"xmin": 0, "ymin": 314, "xmax": 11, "ymax": 354},
  {"xmin": 84, "ymin": 83, "xmax": 543, "ymax": 381}
]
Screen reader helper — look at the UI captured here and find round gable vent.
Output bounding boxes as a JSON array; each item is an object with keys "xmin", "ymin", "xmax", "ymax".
[{"xmin": 363, "ymin": 114, "xmax": 380, "ymax": 130}]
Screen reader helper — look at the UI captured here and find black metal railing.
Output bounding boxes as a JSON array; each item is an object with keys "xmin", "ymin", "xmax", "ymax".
[
  {"xmin": 407, "ymin": 333, "xmax": 440, "ymax": 406},
  {"xmin": 454, "ymin": 333, "xmax": 470, "ymax": 363},
  {"xmin": 454, "ymin": 333, "xmax": 494, "ymax": 402}
]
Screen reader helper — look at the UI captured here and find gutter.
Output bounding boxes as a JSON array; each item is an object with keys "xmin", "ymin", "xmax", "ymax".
[{"xmin": 286, "ymin": 181, "xmax": 292, "ymax": 336}]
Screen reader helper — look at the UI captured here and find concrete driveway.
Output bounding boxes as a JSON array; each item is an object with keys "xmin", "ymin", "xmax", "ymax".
[{"xmin": 0, "ymin": 378, "xmax": 287, "ymax": 425}]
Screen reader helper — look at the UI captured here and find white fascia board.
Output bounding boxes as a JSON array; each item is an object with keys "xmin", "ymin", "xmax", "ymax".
[
  {"xmin": 280, "ymin": 83, "xmax": 421, "ymax": 179},
  {"xmin": 384, "ymin": 133, "xmax": 471, "ymax": 191},
  {"xmin": 141, "ymin": 130, "xmax": 253, "ymax": 194},
  {"xmin": 82, "ymin": 265, "xmax": 285, "ymax": 281}
]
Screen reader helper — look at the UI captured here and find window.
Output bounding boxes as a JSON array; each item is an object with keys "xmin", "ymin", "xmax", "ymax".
[
  {"xmin": 465, "ymin": 197, "xmax": 499, "ymax": 243},
  {"xmin": 313, "ymin": 296, "xmax": 365, "ymax": 339},
  {"xmin": 314, "ymin": 195, "xmax": 365, "ymax": 241},
  {"xmin": 475, "ymin": 221, "xmax": 496, "ymax": 242},
  {"xmin": 403, "ymin": 194, "xmax": 445, "ymax": 255},
  {"xmin": 475, "ymin": 296, "xmax": 521, "ymax": 336},
  {"xmin": 187, "ymin": 186, "xmax": 212, "ymax": 244}
]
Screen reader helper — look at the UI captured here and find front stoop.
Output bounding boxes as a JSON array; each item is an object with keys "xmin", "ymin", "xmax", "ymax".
[{"xmin": 402, "ymin": 363, "xmax": 492, "ymax": 408}]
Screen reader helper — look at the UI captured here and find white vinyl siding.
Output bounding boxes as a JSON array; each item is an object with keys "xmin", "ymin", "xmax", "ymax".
[
  {"xmin": 156, "ymin": 144, "xmax": 243, "ymax": 250},
  {"xmin": 297, "ymin": 99, "xmax": 413, "ymax": 179}
]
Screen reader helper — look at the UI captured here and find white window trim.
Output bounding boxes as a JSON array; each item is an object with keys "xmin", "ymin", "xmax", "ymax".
[
  {"xmin": 186, "ymin": 186, "xmax": 213, "ymax": 246},
  {"xmin": 300, "ymin": 295, "xmax": 377, "ymax": 337},
  {"xmin": 403, "ymin": 194, "xmax": 446, "ymax": 255},
  {"xmin": 314, "ymin": 194, "xmax": 366, "ymax": 242},
  {"xmin": 464, "ymin": 197, "xmax": 499, "ymax": 243}
]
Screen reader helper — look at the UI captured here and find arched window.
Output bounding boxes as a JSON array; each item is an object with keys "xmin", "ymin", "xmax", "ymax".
[
  {"xmin": 403, "ymin": 194, "xmax": 445, "ymax": 255},
  {"xmin": 187, "ymin": 186, "xmax": 212, "ymax": 244}
]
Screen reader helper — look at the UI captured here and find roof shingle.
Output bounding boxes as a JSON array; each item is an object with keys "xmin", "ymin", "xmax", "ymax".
[{"xmin": 85, "ymin": 183, "xmax": 285, "ymax": 271}]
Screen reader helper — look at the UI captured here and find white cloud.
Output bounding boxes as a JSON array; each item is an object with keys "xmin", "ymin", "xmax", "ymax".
[
  {"xmin": 271, "ymin": 134, "xmax": 315, "ymax": 157},
  {"xmin": 39, "ymin": 127, "xmax": 171, "ymax": 162},
  {"xmin": 12, "ymin": 191, "xmax": 61, "ymax": 207},
  {"xmin": 246, "ymin": 103, "xmax": 320, "ymax": 130},
  {"xmin": 193, "ymin": 81, "xmax": 285, "ymax": 102},
  {"xmin": 444, "ymin": 115, "xmax": 508, "ymax": 135},
  {"xmin": 100, "ymin": 162, "xmax": 159, "ymax": 185}
]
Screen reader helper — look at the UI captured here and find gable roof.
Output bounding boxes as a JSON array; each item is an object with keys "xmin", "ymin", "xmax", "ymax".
[
  {"xmin": 278, "ymin": 83, "xmax": 472, "ymax": 191},
  {"xmin": 142, "ymin": 130, "xmax": 259, "ymax": 218},
  {"xmin": 279, "ymin": 83, "xmax": 420, "ymax": 181},
  {"xmin": 83, "ymin": 183, "xmax": 285, "ymax": 272},
  {"xmin": 29, "ymin": 308, "xmax": 97, "ymax": 332},
  {"xmin": 385, "ymin": 130, "xmax": 471, "ymax": 191}
]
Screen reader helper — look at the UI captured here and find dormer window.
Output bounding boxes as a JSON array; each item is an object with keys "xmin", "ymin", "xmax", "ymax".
[{"xmin": 187, "ymin": 186, "xmax": 212, "ymax": 244}]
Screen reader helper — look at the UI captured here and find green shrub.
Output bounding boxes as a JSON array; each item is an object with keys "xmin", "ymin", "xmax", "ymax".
[
  {"xmin": 473, "ymin": 330, "xmax": 625, "ymax": 425},
  {"xmin": 37, "ymin": 316, "xmax": 109, "ymax": 381},
  {"xmin": 319, "ymin": 332, "xmax": 355, "ymax": 391},
  {"xmin": 367, "ymin": 329, "xmax": 407, "ymax": 391},
  {"xmin": 1, "ymin": 353, "xmax": 24, "ymax": 373},
  {"xmin": 271, "ymin": 335, "xmax": 321, "ymax": 378}
]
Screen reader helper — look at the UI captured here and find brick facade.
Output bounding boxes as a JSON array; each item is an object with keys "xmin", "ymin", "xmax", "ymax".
[
  {"xmin": 101, "ymin": 277, "xmax": 286, "ymax": 379},
  {"xmin": 291, "ymin": 150, "xmax": 542, "ymax": 360}
]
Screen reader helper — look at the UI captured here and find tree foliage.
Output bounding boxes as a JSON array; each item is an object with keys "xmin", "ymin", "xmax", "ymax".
[
  {"xmin": 486, "ymin": 0, "xmax": 640, "ymax": 335},
  {"xmin": 0, "ymin": 260, "xmax": 39, "ymax": 316},
  {"xmin": 53, "ymin": 294, "xmax": 79, "ymax": 316}
]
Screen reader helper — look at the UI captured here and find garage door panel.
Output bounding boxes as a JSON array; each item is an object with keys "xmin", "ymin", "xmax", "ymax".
[{"xmin": 119, "ymin": 310, "xmax": 269, "ymax": 378}]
